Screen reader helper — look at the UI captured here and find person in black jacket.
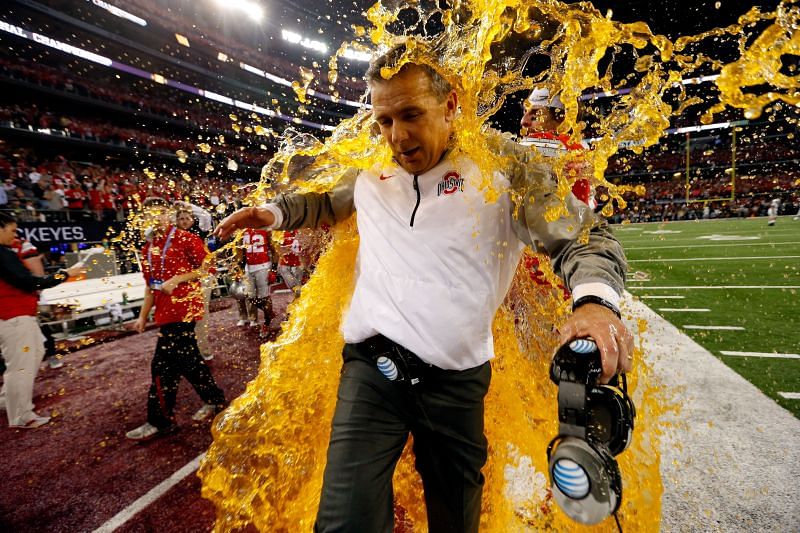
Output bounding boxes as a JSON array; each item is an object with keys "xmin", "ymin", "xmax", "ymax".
[{"xmin": 0, "ymin": 212, "xmax": 84, "ymax": 428}]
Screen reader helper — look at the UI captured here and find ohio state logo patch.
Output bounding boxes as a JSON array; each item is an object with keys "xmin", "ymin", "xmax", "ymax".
[{"xmin": 437, "ymin": 171, "xmax": 464, "ymax": 196}]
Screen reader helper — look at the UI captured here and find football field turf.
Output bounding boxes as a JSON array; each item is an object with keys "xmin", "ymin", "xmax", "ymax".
[{"xmin": 614, "ymin": 216, "xmax": 800, "ymax": 418}]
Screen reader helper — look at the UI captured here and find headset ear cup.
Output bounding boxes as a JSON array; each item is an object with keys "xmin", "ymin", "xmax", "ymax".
[{"xmin": 547, "ymin": 436, "xmax": 619, "ymax": 525}]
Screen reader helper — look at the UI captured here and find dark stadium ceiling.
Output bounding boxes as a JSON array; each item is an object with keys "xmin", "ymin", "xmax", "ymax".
[{"xmin": 161, "ymin": 0, "xmax": 782, "ymax": 54}]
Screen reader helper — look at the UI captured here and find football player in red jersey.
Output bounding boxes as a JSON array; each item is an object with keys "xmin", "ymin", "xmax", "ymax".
[
  {"xmin": 278, "ymin": 230, "xmax": 306, "ymax": 298},
  {"xmin": 241, "ymin": 227, "xmax": 275, "ymax": 337}
]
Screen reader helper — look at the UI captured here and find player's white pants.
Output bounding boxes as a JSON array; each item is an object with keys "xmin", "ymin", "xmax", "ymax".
[
  {"xmin": 242, "ymin": 267, "xmax": 271, "ymax": 321},
  {"xmin": 0, "ymin": 315, "xmax": 46, "ymax": 426},
  {"xmin": 245, "ymin": 267, "xmax": 271, "ymax": 299},
  {"xmin": 279, "ymin": 265, "xmax": 304, "ymax": 291}
]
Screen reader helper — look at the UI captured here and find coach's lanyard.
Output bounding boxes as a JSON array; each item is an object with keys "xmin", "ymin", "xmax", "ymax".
[{"xmin": 147, "ymin": 226, "xmax": 176, "ymax": 281}]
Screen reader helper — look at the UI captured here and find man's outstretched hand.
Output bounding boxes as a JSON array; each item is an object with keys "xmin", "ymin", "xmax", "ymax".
[
  {"xmin": 214, "ymin": 207, "xmax": 275, "ymax": 240},
  {"xmin": 559, "ymin": 303, "xmax": 634, "ymax": 384}
]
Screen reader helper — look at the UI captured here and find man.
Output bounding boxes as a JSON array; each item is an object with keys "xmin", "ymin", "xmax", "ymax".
[
  {"xmin": 215, "ymin": 46, "xmax": 632, "ymax": 532},
  {"xmin": 239, "ymin": 227, "xmax": 275, "ymax": 337},
  {"xmin": 65, "ymin": 182, "xmax": 85, "ymax": 212},
  {"xmin": 7, "ymin": 235, "xmax": 63, "ymax": 369},
  {"xmin": 0, "ymin": 212, "xmax": 84, "ymax": 428},
  {"xmin": 767, "ymin": 197, "xmax": 780, "ymax": 226},
  {"xmin": 277, "ymin": 229, "xmax": 305, "ymax": 298},
  {"xmin": 175, "ymin": 202, "xmax": 215, "ymax": 361},
  {"xmin": 126, "ymin": 198, "xmax": 226, "ymax": 441},
  {"xmin": 520, "ymin": 87, "xmax": 595, "ymax": 207}
]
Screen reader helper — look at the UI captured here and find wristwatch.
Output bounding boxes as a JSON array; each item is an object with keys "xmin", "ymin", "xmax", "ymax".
[{"xmin": 572, "ymin": 294, "xmax": 621, "ymax": 318}]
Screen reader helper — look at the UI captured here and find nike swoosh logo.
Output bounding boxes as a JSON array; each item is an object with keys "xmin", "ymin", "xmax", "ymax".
[{"xmin": 379, "ymin": 174, "xmax": 394, "ymax": 180}]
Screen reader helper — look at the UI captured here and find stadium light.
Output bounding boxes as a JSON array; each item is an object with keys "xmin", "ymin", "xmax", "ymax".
[
  {"xmin": 672, "ymin": 121, "xmax": 732, "ymax": 134},
  {"xmin": 581, "ymin": 74, "xmax": 721, "ymax": 101},
  {"xmin": 212, "ymin": 0, "xmax": 264, "ymax": 23},
  {"xmin": 282, "ymin": 30, "xmax": 328, "ymax": 54},
  {"xmin": 342, "ymin": 48, "xmax": 372, "ymax": 62}
]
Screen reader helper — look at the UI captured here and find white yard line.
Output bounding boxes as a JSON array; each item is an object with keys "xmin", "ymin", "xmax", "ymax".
[
  {"xmin": 93, "ymin": 453, "xmax": 205, "ymax": 533},
  {"xmin": 624, "ymin": 241, "xmax": 800, "ymax": 251},
  {"xmin": 628, "ymin": 255, "xmax": 800, "ymax": 263},
  {"xmin": 640, "ymin": 295, "xmax": 684, "ymax": 299},
  {"xmin": 720, "ymin": 351, "xmax": 800, "ymax": 359},
  {"xmin": 683, "ymin": 325, "xmax": 745, "ymax": 330},
  {"xmin": 627, "ymin": 285, "xmax": 800, "ymax": 290},
  {"xmin": 658, "ymin": 308, "xmax": 710, "ymax": 312},
  {"xmin": 778, "ymin": 392, "xmax": 800, "ymax": 400}
]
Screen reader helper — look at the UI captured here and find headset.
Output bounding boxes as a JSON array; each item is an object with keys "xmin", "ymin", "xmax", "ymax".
[{"xmin": 546, "ymin": 338, "xmax": 636, "ymax": 526}]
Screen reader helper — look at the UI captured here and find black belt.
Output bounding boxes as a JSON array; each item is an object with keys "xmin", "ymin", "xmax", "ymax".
[{"xmin": 352, "ymin": 334, "xmax": 434, "ymax": 387}]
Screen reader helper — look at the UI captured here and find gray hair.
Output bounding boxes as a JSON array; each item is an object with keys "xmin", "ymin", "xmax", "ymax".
[{"xmin": 366, "ymin": 44, "xmax": 453, "ymax": 101}]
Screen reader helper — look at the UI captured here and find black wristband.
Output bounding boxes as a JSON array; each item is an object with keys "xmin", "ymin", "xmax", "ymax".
[{"xmin": 572, "ymin": 295, "xmax": 621, "ymax": 318}]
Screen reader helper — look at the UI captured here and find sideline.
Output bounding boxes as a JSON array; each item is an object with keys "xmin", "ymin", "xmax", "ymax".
[
  {"xmin": 625, "ymin": 295, "xmax": 800, "ymax": 531},
  {"xmin": 92, "ymin": 453, "xmax": 206, "ymax": 533}
]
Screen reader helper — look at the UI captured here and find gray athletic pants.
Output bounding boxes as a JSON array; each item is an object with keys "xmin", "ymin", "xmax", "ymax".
[{"xmin": 315, "ymin": 338, "xmax": 491, "ymax": 533}]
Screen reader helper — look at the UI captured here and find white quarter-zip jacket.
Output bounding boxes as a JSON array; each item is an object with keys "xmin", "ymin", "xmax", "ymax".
[{"xmin": 340, "ymin": 155, "xmax": 523, "ymax": 369}]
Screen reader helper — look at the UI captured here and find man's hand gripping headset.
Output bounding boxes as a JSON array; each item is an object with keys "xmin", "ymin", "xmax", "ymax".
[{"xmin": 546, "ymin": 337, "xmax": 637, "ymax": 528}]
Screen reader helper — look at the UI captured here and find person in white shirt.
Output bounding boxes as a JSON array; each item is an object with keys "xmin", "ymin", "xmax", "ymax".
[
  {"xmin": 215, "ymin": 45, "xmax": 632, "ymax": 533},
  {"xmin": 767, "ymin": 198, "xmax": 780, "ymax": 226}
]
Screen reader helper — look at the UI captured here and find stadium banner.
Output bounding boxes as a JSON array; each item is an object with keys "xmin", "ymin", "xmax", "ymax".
[{"xmin": 17, "ymin": 220, "xmax": 122, "ymax": 246}]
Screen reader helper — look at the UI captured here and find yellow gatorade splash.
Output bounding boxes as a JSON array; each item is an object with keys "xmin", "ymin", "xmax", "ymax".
[{"xmin": 195, "ymin": 0, "xmax": 798, "ymax": 531}]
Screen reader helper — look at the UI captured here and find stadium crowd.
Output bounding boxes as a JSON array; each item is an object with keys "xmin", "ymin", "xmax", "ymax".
[
  {"xmin": 0, "ymin": 57, "xmax": 238, "ymax": 133},
  {"xmin": 607, "ymin": 138, "xmax": 797, "ymax": 175},
  {"xmin": 0, "ymin": 103, "xmax": 274, "ymax": 168},
  {"xmin": 613, "ymin": 170, "xmax": 800, "ymax": 222},
  {"xmin": 0, "ymin": 144, "xmax": 245, "ymax": 223}
]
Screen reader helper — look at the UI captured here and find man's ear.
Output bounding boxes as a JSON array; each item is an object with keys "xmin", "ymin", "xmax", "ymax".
[{"xmin": 444, "ymin": 89, "xmax": 458, "ymax": 122}]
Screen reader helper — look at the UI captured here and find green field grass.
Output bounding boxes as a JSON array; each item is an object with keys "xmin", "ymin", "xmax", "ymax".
[{"xmin": 615, "ymin": 216, "xmax": 800, "ymax": 417}]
